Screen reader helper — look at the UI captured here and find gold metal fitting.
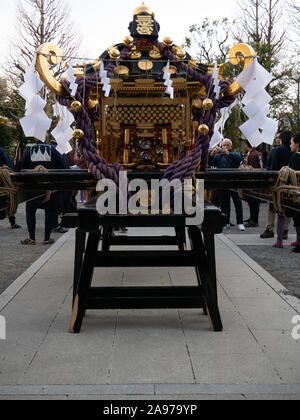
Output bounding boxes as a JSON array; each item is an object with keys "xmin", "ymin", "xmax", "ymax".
[
  {"xmin": 109, "ymin": 48, "xmax": 121, "ymax": 60},
  {"xmin": 163, "ymin": 37, "xmax": 173, "ymax": 47},
  {"xmin": 192, "ymin": 97, "xmax": 203, "ymax": 109},
  {"xmin": 124, "ymin": 36, "xmax": 134, "ymax": 47},
  {"xmin": 70, "ymin": 101, "xmax": 82, "ymax": 113},
  {"xmin": 176, "ymin": 48, "xmax": 186, "ymax": 60},
  {"xmin": 133, "ymin": 2, "xmax": 155, "ymax": 17},
  {"xmin": 197, "ymin": 124, "xmax": 209, "ymax": 136},
  {"xmin": 73, "ymin": 129, "xmax": 85, "ymax": 139},
  {"xmin": 138, "ymin": 60, "xmax": 153, "ymax": 71},
  {"xmin": 202, "ymin": 98, "xmax": 214, "ymax": 111}
]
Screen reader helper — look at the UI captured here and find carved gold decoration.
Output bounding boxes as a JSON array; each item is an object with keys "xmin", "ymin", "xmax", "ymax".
[
  {"xmin": 202, "ymin": 98, "xmax": 214, "ymax": 111},
  {"xmin": 226, "ymin": 43, "xmax": 256, "ymax": 96},
  {"xmin": 189, "ymin": 60, "xmax": 199, "ymax": 70},
  {"xmin": 163, "ymin": 37, "xmax": 173, "ymax": 47},
  {"xmin": 114, "ymin": 65, "xmax": 130, "ymax": 76},
  {"xmin": 124, "ymin": 36, "xmax": 134, "ymax": 47},
  {"xmin": 92, "ymin": 60, "xmax": 101, "ymax": 71},
  {"xmin": 36, "ymin": 43, "xmax": 63, "ymax": 95},
  {"xmin": 162, "ymin": 65, "xmax": 178, "ymax": 76},
  {"xmin": 133, "ymin": 2, "xmax": 155, "ymax": 16},
  {"xmin": 73, "ymin": 129, "xmax": 85, "ymax": 139},
  {"xmin": 71, "ymin": 101, "xmax": 82, "ymax": 112},
  {"xmin": 149, "ymin": 49, "xmax": 162, "ymax": 59},
  {"xmin": 109, "ymin": 48, "xmax": 121, "ymax": 60},
  {"xmin": 176, "ymin": 48, "xmax": 186, "ymax": 60},
  {"xmin": 198, "ymin": 124, "xmax": 209, "ymax": 136},
  {"xmin": 192, "ymin": 97, "xmax": 202, "ymax": 109},
  {"xmin": 128, "ymin": 48, "xmax": 142, "ymax": 60}
]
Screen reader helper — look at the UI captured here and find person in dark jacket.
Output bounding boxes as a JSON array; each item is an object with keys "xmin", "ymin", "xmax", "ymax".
[
  {"xmin": 19, "ymin": 139, "xmax": 68, "ymax": 245},
  {"xmin": 273, "ymin": 134, "xmax": 300, "ymax": 252},
  {"xmin": 261, "ymin": 131, "xmax": 294, "ymax": 239},
  {"xmin": 0, "ymin": 147, "xmax": 21, "ymax": 229},
  {"xmin": 244, "ymin": 141, "xmax": 263, "ymax": 227},
  {"xmin": 209, "ymin": 139, "xmax": 245, "ymax": 231}
]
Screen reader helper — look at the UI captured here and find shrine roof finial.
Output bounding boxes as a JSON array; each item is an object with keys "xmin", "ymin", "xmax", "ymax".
[{"xmin": 133, "ymin": 2, "xmax": 155, "ymax": 17}]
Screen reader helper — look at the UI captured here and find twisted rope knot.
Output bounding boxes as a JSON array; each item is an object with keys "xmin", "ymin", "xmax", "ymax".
[
  {"xmin": 0, "ymin": 166, "xmax": 20, "ymax": 217},
  {"xmin": 272, "ymin": 166, "xmax": 300, "ymax": 215}
]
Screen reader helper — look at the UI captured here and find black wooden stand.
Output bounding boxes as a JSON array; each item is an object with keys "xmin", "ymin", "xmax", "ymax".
[{"xmin": 64, "ymin": 204, "xmax": 226, "ymax": 334}]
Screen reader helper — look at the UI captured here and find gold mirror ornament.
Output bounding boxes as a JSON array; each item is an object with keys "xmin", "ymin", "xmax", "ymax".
[
  {"xmin": 225, "ymin": 43, "xmax": 256, "ymax": 96},
  {"xmin": 114, "ymin": 65, "xmax": 130, "ymax": 76},
  {"xmin": 162, "ymin": 65, "xmax": 178, "ymax": 76},
  {"xmin": 138, "ymin": 60, "xmax": 153, "ymax": 71}
]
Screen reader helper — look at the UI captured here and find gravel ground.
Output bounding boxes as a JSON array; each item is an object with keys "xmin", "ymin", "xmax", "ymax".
[
  {"xmin": 223, "ymin": 200, "xmax": 300, "ymax": 300},
  {"xmin": 0, "ymin": 199, "xmax": 299, "ymax": 300},
  {"xmin": 0, "ymin": 203, "xmax": 65, "ymax": 294}
]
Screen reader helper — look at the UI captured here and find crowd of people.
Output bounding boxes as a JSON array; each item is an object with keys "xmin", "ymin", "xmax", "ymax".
[
  {"xmin": 0, "ymin": 138, "xmax": 80, "ymax": 245},
  {"xmin": 209, "ymin": 131, "xmax": 300, "ymax": 253},
  {"xmin": 0, "ymin": 131, "xmax": 300, "ymax": 253}
]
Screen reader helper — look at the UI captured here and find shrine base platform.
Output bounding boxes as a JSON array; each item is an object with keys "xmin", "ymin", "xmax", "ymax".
[{"xmin": 0, "ymin": 228, "xmax": 299, "ymax": 400}]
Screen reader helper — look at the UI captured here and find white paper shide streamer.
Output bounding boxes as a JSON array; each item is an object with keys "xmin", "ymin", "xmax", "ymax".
[
  {"xmin": 52, "ymin": 103, "xmax": 75, "ymax": 154},
  {"xmin": 99, "ymin": 62, "xmax": 111, "ymax": 98},
  {"xmin": 19, "ymin": 56, "xmax": 52, "ymax": 142},
  {"xmin": 212, "ymin": 61, "xmax": 221, "ymax": 100},
  {"xmin": 67, "ymin": 60, "xmax": 78, "ymax": 97},
  {"xmin": 163, "ymin": 61, "xmax": 174, "ymax": 99},
  {"xmin": 210, "ymin": 100, "xmax": 237, "ymax": 149},
  {"xmin": 237, "ymin": 58, "xmax": 277, "ymax": 147}
]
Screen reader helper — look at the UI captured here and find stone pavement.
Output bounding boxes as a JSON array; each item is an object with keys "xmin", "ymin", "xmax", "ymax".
[{"xmin": 0, "ymin": 228, "xmax": 299, "ymax": 400}]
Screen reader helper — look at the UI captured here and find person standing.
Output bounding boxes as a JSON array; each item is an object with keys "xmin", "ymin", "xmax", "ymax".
[
  {"xmin": 260, "ymin": 131, "xmax": 294, "ymax": 239},
  {"xmin": 244, "ymin": 141, "xmax": 263, "ymax": 227},
  {"xmin": 19, "ymin": 139, "xmax": 68, "ymax": 245},
  {"xmin": 273, "ymin": 134, "xmax": 300, "ymax": 252},
  {"xmin": 209, "ymin": 139, "xmax": 245, "ymax": 231},
  {"xmin": 0, "ymin": 146, "xmax": 22, "ymax": 229}
]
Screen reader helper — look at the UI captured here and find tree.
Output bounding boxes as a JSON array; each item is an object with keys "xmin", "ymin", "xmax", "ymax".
[
  {"xmin": 184, "ymin": 17, "xmax": 235, "ymax": 65},
  {"xmin": 6, "ymin": 0, "xmax": 81, "ymax": 88},
  {"xmin": 3, "ymin": 0, "xmax": 81, "ymax": 158},
  {"xmin": 288, "ymin": 1, "xmax": 300, "ymax": 55},
  {"xmin": 235, "ymin": 0, "xmax": 292, "ymax": 119}
]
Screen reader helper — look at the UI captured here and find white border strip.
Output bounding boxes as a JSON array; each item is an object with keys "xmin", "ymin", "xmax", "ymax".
[
  {"xmin": 217, "ymin": 234, "xmax": 300, "ymax": 314},
  {"xmin": 0, "ymin": 230, "xmax": 74, "ymax": 312},
  {"xmin": 0, "ymin": 383, "xmax": 300, "ymax": 396}
]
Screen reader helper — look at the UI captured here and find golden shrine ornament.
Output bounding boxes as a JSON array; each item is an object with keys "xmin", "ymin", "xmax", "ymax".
[
  {"xmin": 197, "ymin": 124, "xmax": 209, "ymax": 136},
  {"xmin": 149, "ymin": 49, "xmax": 162, "ymax": 59},
  {"xmin": 163, "ymin": 37, "xmax": 173, "ymax": 47},
  {"xmin": 124, "ymin": 36, "xmax": 134, "ymax": 47},
  {"xmin": 114, "ymin": 65, "xmax": 130, "ymax": 76},
  {"xmin": 73, "ymin": 129, "xmax": 85, "ymax": 139},
  {"xmin": 202, "ymin": 98, "xmax": 214, "ymax": 111},
  {"xmin": 70, "ymin": 101, "xmax": 82, "ymax": 112},
  {"xmin": 138, "ymin": 60, "xmax": 154, "ymax": 71},
  {"xmin": 176, "ymin": 48, "xmax": 186, "ymax": 60},
  {"xmin": 109, "ymin": 48, "xmax": 121, "ymax": 60}
]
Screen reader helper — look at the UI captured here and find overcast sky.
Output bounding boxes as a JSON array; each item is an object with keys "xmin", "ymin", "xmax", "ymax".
[{"xmin": 0, "ymin": 0, "xmax": 241, "ymax": 63}]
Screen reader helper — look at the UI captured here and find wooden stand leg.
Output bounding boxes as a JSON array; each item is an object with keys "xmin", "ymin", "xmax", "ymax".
[
  {"xmin": 73, "ymin": 229, "xmax": 86, "ymax": 306},
  {"xmin": 69, "ymin": 230, "xmax": 102, "ymax": 334},
  {"xmin": 188, "ymin": 226, "xmax": 223, "ymax": 332}
]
